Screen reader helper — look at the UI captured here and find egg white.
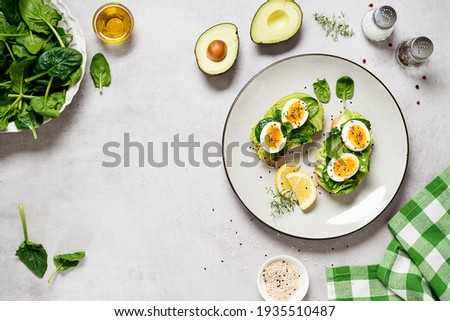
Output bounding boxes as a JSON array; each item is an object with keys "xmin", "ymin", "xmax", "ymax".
[
  {"xmin": 281, "ymin": 99, "xmax": 309, "ymax": 128},
  {"xmin": 260, "ymin": 121, "xmax": 287, "ymax": 154},
  {"xmin": 341, "ymin": 120, "xmax": 371, "ymax": 152},
  {"xmin": 327, "ymin": 153, "xmax": 360, "ymax": 182}
]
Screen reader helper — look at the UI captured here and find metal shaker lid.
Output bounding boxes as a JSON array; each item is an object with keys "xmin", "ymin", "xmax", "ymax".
[
  {"xmin": 373, "ymin": 6, "xmax": 397, "ymax": 29},
  {"xmin": 411, "ymin": 37, "xmax": 434, "ymax": 60}
]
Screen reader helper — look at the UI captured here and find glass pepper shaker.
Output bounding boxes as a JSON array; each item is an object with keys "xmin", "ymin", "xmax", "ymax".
[
  {"xmin": 396, "ymin": 37, "xmax": 434, "ymax": 67},
  {"xmin": 361, "ymin": 5, "xmax": 397, "ymax": 41}
]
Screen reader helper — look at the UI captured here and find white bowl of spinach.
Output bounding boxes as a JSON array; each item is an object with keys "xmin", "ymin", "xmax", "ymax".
[{"xmin": 0, "ymin": 0, "xmax": 86, "ymax": 139}]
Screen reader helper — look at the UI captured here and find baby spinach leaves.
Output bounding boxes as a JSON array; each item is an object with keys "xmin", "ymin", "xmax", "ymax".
[
  {"xmin": 48, "ymin": 252, "xmax": 86, "ymax": 284},
  {"xmin": 3, "ymin": 0, "xmax": 22, "ymax": 26},
  {"xmin": 0, "ymin": 0, "xmax": 84, "ymax": 138},
  {"xmin": 35, "ymin": 47, "xmax": 82, "ymax": 80},
  {"xmin": 90, "ymin": 52, "xmax": 111, "ymax": 95},
  {"xmin": 325, "ymin": 127, "xmax": 346, "ymax": 160},
  {"xmin": 15, "ymin": 203, "xmax": 86, "ymax": 283},
  {"xmin": 336, "ymin": 76, "xmax": 354, "ymax": 107},
  {"xmin": 15, "ymin": 108, "xmax": 43, "ymax": 139},
  {"xmin": 19, "ymin": 0, "xmax": 65, "ymax": 47},
  {"xmin": 313, "ymin": 78, "xmax": 330, "ymax": 103},
  {"xmin": 15, "ymin": 203, "xmax": 48, "ymax": 278},
  {"xmin": 10, "ymin": 56, "xmax": 35, "ymax": 94},
  {"xmin": 30, "ymin": 91, "xmax": 65, "ymax": 118}
]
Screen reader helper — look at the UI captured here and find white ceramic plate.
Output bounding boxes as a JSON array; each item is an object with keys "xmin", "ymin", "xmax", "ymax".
[
  {"xmin": 222, "ymin": 54, "xmax": 408, "ymax": 239},
  {"xmin": 257, "ymin": 255, "xmax": 309, "ymax": 301},
  {"xmin": 4, "ymin": 0, "xmax": 87, "ymax": 133}
]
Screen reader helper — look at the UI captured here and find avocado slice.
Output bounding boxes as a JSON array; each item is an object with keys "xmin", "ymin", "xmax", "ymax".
[
  {"xmin": 250, "ymin": 0, "xmax": 303, "ymax": 44},
  {"xmin": 194, "ymin": 23, "xmax": 239, "ymax": 76}
]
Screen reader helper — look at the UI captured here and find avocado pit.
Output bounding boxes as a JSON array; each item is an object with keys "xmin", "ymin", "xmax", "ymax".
[
  {"xmin": 194, "ymin": 23, "xmax": 239, "ymax": 75},
  {"xmin": 207, "ymin": 40, "xmax": 227, "ymax": 62}
]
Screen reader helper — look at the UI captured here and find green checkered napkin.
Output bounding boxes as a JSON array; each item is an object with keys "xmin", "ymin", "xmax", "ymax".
[
  {"xmin": 327, "ymin": 165, "xmax": 450, "ymax": 301},
  {"xmin": 326, "ymin": 265, "xmax": 402, "ymax": 301}
]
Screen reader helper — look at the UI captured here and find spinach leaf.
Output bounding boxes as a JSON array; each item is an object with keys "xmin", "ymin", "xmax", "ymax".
[
  {"xmin": 0, "ymin": 12, "xmax": 22, "ymax": 38},
  {"xmin": 0, "ymin": 90, "xmax": 18, "ymax": 122},
  {"xmin": 321, "ymin": 166, "xmax": 363, "ymax": 195},
  {"xmin": 271, "ymin": 108, "xmax": 282, "ymax": 122},
  {"xmin": 313, "ymin": 78, "xmax": 330, "ymax": 103},
  {"xmin": 36, "ymin": 47, "xmax": 82, "ymax": 80},
  {"xmin": 12, "ymin": 44, "xmax": 32, "ymax": 58},
  {"xmin": 340, "ymin": 117, "xmax": 371, "ymax": 131},
  {"xmin": 30, "ymin": 91, "xmax": 65, "ymax": 118},
  {"xmin": 355, "ymin": 148, "xmax": 371, "ymax": 173},
  {"xmin": 55, "ymin": 26, "xmax": 72, "ymax": 46},
  {"xmin": 15, "ymin": 203, "xmax": 48, "ymax": 278},
  {"xmin": 9, "ymin": 57, "xmax": 35, "ymax": 94},
  {"xmin": 16, "ymin": 29, "xmax": 50, "ymax": 54},
  {"xmin": 254, "ymin": 117, "xmax": 274, "ymax": 143},
  {"xmin": 2, "ymin": 0, "xmax": 22, "ymax": 26},
  {"xmin": 0, "ymin": 52, "xmax": 8, "ymax": 68},
  {"xmin": 0, "ymin": 117, "xmax": 8, "ymax": 130},
  {"xmin": 90, "ymin": 52, "xmax": 111, "ymax": 95},
  {"xmin": 48, "ymin": 251, "xmax": 85, "ymax": 284},
  {"xmin": 14, "ymin": 108, "xmax": 43, "ymax": 139},
  {"xmin": 59, "ymin": 66, "xmax": 82, "ymax": 86},
  {"xmin": 336, "ymin": 76, "xmax": 354, "ymax": 108},
  {"xmin": 281, "ymin": 121, "xmax": 293, "ymax": 136},
  {"xmin": 325, "ymin": 127, "xmax": 346, "ymax": 160},
  {"xmin": 288, "ymin": 121, "xmax": 316, "ymax": 145},
  {"xmin": 18, "ymin": 0, "xmax": 64, "ymax": 46},
  {"xmin": 300, "ymin": 96, "xmax": 319, "ymax": 118}
]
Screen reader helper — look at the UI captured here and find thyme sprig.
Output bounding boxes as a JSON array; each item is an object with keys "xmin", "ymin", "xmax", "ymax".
[
  {"xmin": 313, "ymin": 12, "xmax": 355, "ymax": 41},
  {"xmin": 267, "ymin": 187, "xmax": 299, "ymax": 217}
]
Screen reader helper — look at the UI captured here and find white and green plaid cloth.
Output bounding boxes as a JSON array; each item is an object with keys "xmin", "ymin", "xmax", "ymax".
[{"xmin": 326, "ymin": 165, "xmax": 450, "ymax": 301}]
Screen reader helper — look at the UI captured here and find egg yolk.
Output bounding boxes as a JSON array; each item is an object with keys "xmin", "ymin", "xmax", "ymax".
[
  {"xmin": 348, "ymin": 125, "xmax": 368, "ymax": 148},
  {"xmin": 333, "ymin": 157, "xmax": 358, "ymax": 179},
  {"xmin": 285, "ymin": 101, "xmax": 306, "ymax": 126},
  {"xmin": 265, "ymin": 125, "xmax": 283, "ymax": 150}
]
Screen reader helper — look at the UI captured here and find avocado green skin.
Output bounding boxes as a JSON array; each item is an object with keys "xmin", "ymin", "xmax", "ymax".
[
  {"xmin": 194, "ymin": 23, "xmax": 239, "ymax": 76},
  {"xmin": 250, "ymin": 1, "xmax": 303, "ymax": 44}
]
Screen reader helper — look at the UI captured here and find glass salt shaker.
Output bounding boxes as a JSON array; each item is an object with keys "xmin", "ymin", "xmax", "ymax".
[
  {"xmin": 396, "ymin": 37, "xmax": 434, "ymax": 67},
  {"xmin": 361, "ymin": 5, "xmax": 397, "ymax": 41}
]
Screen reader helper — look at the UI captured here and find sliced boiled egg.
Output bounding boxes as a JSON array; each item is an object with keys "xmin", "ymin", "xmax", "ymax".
[
  {"xmin": 327, "ymin": 153, "xmax": 360, "ymax": 182},
  {"xmin": 260, "ymin": 121, "xmax": 287, "ymax": 154},
  {"xmin": 341, "ymin": 120, "xmax": 371, "ymax": 152},
  {"xmin": 281, "ymin": 99, "xmax": 309, "ymax": 128}
]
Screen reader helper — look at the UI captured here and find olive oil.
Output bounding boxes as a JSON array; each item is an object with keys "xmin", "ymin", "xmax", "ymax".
[{"xmin": 93, "ymin": 3, "xmax": 134, "ymax": 44}]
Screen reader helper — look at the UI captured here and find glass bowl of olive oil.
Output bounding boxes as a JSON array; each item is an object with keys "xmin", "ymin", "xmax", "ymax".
[{"xmin": 93, "ymin": 3, "xmax": 134, "ymax": 44}]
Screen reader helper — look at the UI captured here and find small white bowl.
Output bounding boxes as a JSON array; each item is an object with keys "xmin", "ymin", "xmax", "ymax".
[{"xmin": 257, "ymin": 255, "xmax": 309, "ymax": 301}]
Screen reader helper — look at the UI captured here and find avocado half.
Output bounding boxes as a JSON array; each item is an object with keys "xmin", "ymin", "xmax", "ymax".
[
  {"xmin": 250, "ymin": 0, "xmax": 303, "ymax": 44},
  {"xmin": 194, "ymin": 23, "xmax": 239, "ymax": 76}
]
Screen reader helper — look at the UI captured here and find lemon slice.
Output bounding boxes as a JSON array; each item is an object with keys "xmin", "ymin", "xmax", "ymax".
[
  {"xmin": 286, "ymin": 172, "xmax": 317, "ymax": 211},
  {"xmin": 274, "ymin": 163, "xmax": 300, "ymax": 196}
]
